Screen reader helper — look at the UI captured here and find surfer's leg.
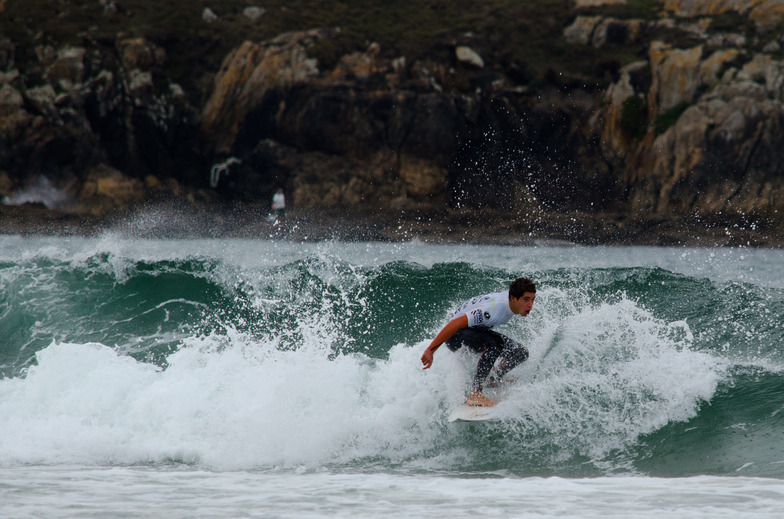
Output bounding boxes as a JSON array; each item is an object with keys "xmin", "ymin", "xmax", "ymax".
[
  {"xmin": 495, "ymin": 335, "xmax": 529, "ymax": 379},
  {"xmin": 471, "ymin": 344, "xmax": 503, "ymax": 392},
  {"xmin": 466, "ymin": 343, "xmax": 504, "ymax": 407},
  {"xmin": 447, "ymin": 329, "xmax": 505, "ymax": 403},
  {"xmin": 446, "ymin": 328, "xmax": 494, "ymax": 354},
  {"xmin": 464, "ymin": 331, "xmax": 506, "ymax": 393}
]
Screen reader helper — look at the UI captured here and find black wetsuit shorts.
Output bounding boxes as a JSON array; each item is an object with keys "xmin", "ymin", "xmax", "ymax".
[{"xmin": 445, "ymin": 328, "xmax": 529, "ymax": 391}]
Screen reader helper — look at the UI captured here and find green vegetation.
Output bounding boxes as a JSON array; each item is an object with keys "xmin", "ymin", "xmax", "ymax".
[
  {"xmin": 620, "ymin": 95, "xmax": 648, "ymax": 140},
  {"xmin": 0, "ymin": 0, "xmax": 665, "ymax": 95},
  {"xmin": 5, "ymin": 0, "xmax": 764, "ymax": 107},
  {"xmin": 576, "ymin": 0, "xmax": 663, "ymax": 19},
  {"xmin": 654, "ymin": 101, "xmax": 690, "ymax": 135},
  {"xmin": 708, "ymin": 10, "xmax": 756, "ymax": 36}
]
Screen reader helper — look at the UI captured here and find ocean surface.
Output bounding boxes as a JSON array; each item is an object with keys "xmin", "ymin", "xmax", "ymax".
[{"xmin": 0, "ymin": 234, "xmax": 782, "ymax": 518}]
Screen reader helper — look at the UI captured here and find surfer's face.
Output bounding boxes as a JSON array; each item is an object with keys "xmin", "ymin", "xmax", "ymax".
[{"xmin": 511, "ymin": 292, "xmax": 536, "ymax": 316}]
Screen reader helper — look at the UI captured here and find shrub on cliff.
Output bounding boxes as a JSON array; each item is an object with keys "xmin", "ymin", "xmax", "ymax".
[{"xmin": 620, "ymin": 95, "xmax": 648, "ymax": 140}]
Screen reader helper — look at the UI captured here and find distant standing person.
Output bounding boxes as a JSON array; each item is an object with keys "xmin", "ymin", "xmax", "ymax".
[{"xmin": 271, "ymin": 188, "xmax": 286, "ymax": 220}]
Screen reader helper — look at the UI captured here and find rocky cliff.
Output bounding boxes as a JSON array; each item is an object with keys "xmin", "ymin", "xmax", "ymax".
[{"xmin": 1, "ymin": 0, "xmax": 783, "ymax": 244}]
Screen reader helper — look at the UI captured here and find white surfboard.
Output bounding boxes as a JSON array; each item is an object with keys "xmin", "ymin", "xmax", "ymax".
[{"xmin": 448, "ymin": 404, "xmax": 501, "ymax": 423}]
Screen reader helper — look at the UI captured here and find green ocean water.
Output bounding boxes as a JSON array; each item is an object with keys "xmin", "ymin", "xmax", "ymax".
[{"xmin": 0, "ymin": 237, "xmax": 782, "ymax": 480}]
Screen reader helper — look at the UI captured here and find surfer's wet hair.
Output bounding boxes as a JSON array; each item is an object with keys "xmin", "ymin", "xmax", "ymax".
[{"xmin": 509, "ymin": 277, "xmax": 536, "ymax": 298}]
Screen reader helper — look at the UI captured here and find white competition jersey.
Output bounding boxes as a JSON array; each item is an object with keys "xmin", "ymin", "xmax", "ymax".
[{"xmin": 451, "ymin": 291, "xmax": 514, "ymax": 329}]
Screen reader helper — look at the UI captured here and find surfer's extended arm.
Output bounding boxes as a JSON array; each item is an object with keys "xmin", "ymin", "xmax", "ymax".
[{"xmin": 420, "ymin": 314, "xmax": 468, "ymax": 370}]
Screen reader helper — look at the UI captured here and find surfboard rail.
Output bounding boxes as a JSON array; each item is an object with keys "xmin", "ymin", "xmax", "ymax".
[{"xmin": 448, "ymin": 404, "xmax": 500, "ymax": 422}]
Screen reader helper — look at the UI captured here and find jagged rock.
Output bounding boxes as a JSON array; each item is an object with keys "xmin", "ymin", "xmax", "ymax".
[
  {"xmin": 45, "ymin": 46, "xmax": 87, "ymax": 88},
  {"xmin": 564, "ymin": 16, "xmax": 603, "ymax": 45},
  {"xmin": 0, "ymin": 69, "xmax": 18, "ymax": 85},
  {"xmin": 243, "ymin": 7, "xmax": 266, "ymax": 20},
  {"xmin": 169, "ymin": 83, "xmax": 185, "ymax": 99},
  {"xmin": 410, "ymin": 60, "xmax": 444, "ymax": 92},
  {"xmin": 0, "ymin": 84, "xmax": 27, "ymax": 138},
  {"xmin": 662, "ymin": 0, "xmax": 784, "ymax": 32},
  {"xmin": 751, "ymin": 1, "xmax": 784, "ymax": 31},
  {"xmin": 399, "ymin": 155, "xmax": 448, "ymax": 202},
  {"xmin": 0, "ymin": 170, "xmax": 13, "ymax": 197},
  {"xmin": 699, "ymin": 49, "xmax": 740, "ymax": 87},
  {"xmin": 101, "ymin": 1, "xmax": 117, "ymax": 15},
  {"xmin": 595, "ymin": 30, "xmax": 784, "ymax": 220},
  {"xmin": 118, "ymin": 38, "xmax": 165, "ymax": 70},
  {"xmin": 565, "ymin": 16, "xmax": 645, "ymax": 48},
  {"xmin": 575, "ymin": 0, "xmax": 626, "ymax": 5},
  {"xmin": 648, "ymin": 42, "xmax": 703, "ymax": 113},
  {"xmin": 227, "ymin": 85, "xmax": 464, "ymax": 205},
  {"xmin": 633, "ymin": 94, "xmax": 784, "ymax": 215},
  {"xmin": 201, "ymin": 29, "xmax": 329, "ymax": 154},
  {"xmin": 127, "ymin": 69, "xmax": 154, "ymax": 99},
  {"xmin": 0, "ymin": 32, "xmax": 198, "ymax": 214},
  {"xmin": 283, "ymin": 148, "xmax": 376, "ymax": 208},
  {"xmin": 202, "ymin": 7, "xmax": 219, "ymax": 23},
  {"xmin": 706, "ymin": 33, "xmax": 746, "ymax": 48},
  {"xmin": 713, "ymin": 75, "xmax": 767, "ymax": 101},
  {"xmin": 600, "ymin": 60, "xmax": 649, "ymax": 156},
  {"xmin": 333, "ymin": 42, "xmax": 386, "ymax": 80},
  {"xmin": 24, "ymin": 85, "xmax": 58, "ymax": 121},
  {"xmin": 78, "ymin": 164, "xmax": 145, "ymax": 214},
  {"xmin": 0, "ymin": 39, "xmax": 14, "ymax": 69},
  {"xmin": 455, "ymin": 46, "xmax": 484, "ymax": 68},
  {"xmin": 4, "ymin": 3, "xmax": 784, "ymax": 236},
  {"xmin": 626, "ymin": 48, "xmax": 784, "ymax": 217},
  {"xmin": 601, "ymin": 18, "xmax": 646, "ymax": 47},
  {"xmin": 663, "ymin": 0, "xmax": 748, "ymax": 17},
  {"xmin": 0, "ymin": 84, "xmax": 22, "ymax": 112}
]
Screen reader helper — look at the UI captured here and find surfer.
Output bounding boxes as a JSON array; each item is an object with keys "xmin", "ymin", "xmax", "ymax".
[{"xmin": 420, "ymin": 277, "xmax": 536, "ymax": 407}]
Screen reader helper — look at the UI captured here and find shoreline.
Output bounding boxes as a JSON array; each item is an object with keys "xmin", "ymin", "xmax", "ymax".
[{"xmin": 1, "ymin": 202, "xmax": 782, "ymax": 248}]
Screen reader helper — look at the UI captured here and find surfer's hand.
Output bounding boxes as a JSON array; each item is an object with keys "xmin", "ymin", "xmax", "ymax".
[{"xmin": 421, "ymin": 349, "xmax": 434, "ymax": 370}]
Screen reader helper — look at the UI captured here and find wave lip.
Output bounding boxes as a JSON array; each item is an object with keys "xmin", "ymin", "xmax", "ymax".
[{"xmin": 0, "ymin": 240, "xmax": 782, "ymax": 478}]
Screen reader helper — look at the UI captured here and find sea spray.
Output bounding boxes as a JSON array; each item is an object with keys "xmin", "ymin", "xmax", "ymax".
[
  {"xmin": 0, "ymin": 238, "xmax": 781, "ymax": 478},
  {"xmin": 0, "ymin": 336, "xmax": 454, "ymax": 470}
]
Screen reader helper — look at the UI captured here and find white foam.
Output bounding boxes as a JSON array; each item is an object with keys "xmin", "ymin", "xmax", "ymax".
[
  {"xmin": 497, "ymin": 293, "xmax": 727, "ymax": 461},
  {"xmin": 0, "ymin": 276, "xmax": 731, "ymax": 471},
  {"xmin": 2, "ymin": 468, "xmax": 783, "ymax": 519},
  {"xmin": 0, "ymin": 239, "xmax": 740, "ymax": 472},
  {"xmin": 0, "ymin": 334, "xmax": 460, "ymax": 469}
]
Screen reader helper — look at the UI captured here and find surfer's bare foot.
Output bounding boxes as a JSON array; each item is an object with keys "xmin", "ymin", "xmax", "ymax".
[{"xmin": 466, "ymin": 392, "xmax": 497, "ymax": 407}]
